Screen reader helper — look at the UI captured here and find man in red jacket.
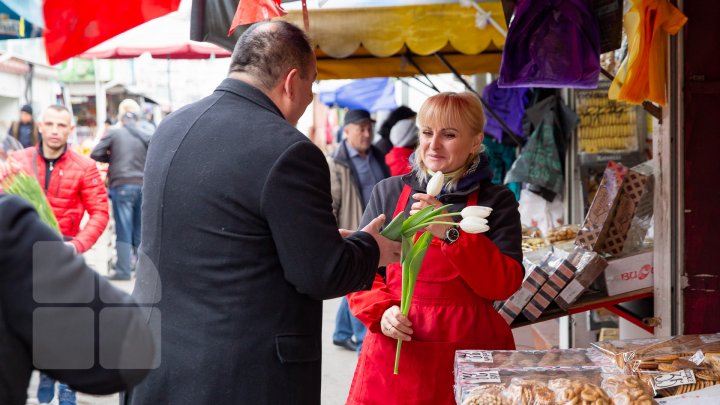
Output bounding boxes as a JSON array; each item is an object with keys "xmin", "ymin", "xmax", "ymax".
[
  {"xmin": 12, "ymin": 105, "xmax": 109, "ymax": 254},
  {"xmin": 10, "ymin": 104, "xmax": 109, "ymax": 404}
]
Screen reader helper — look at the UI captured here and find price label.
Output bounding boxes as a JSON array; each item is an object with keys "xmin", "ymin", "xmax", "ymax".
[
  {"xmin": 462, "ymin": 351, "xmax": 494, "ymax": 363},
  {"xmin": 460, "ymin": 371, "xmax": 501, "ymax": 384},
  {"xmin": 690, "ymin": 350, "xmax": 705, "ymax": 365},
  {"xmin": 653, "ymin": 369, "xmax": 696, "ymax": 390}
]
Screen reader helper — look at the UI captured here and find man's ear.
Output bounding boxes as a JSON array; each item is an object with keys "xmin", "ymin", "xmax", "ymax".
[{"xmin": 283, "ymin": 68, "xmax": 299, "ymax": 100}]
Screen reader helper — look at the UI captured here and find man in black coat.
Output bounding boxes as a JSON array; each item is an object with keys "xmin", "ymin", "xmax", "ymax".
[
  {"xmin": 125, "ymin": 21, "xmax": 400, "ymax": 404},
  {"xmin": 0, "ymin": 193, "xmax": 155, "ymax": 405}
]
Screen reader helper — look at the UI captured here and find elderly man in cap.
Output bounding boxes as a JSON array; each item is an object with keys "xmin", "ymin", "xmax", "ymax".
[{"xmin": 327, "ymin": 109, "xmax": 390, "ymax": 352}]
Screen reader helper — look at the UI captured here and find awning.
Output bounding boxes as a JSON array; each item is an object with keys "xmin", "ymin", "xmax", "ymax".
[{"xmin": 278, "ymin": 2, "xmax": 506, "ymax": 80}]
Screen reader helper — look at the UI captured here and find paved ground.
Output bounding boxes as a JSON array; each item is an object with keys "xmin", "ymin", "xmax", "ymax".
[{"xmin": 25, "ymin": 225, "xmax": 535, "ymax": 404}]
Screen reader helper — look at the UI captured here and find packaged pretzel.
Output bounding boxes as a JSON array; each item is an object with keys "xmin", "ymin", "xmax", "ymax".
[
  {"xmin": 455, "ymin": 367, "xmax": 611, "ymax": 405},
  {"xmin": 601, "ymin": 374, "xmax": 654, "ymax": 404}
]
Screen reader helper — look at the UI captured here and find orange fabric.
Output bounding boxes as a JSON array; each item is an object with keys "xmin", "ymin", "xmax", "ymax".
[
  {"xmin": 11, "ymin": 146, "xmax": 109, "ymax": 253},
  {"xmin": 610, "ymin": 0, "xmax": 687, "ymax": 106},
  {"xmin": 346, "ymin": 186, "xmax": 523, "ymax": 405},
  {"xmin": 229, "ymin": 0, "xmax": 286, "ymax": 35}
]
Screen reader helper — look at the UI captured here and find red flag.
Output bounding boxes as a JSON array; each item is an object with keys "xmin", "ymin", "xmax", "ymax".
[
  {"xmin": 228, "ymin": 0, "xmax": 287, "ymax": 35},
  {"xmin": 43, "ymin": 0, "xmax": 181, "ymax": 65}
]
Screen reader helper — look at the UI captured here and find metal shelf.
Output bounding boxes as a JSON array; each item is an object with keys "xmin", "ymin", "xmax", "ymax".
[{"xmin": 510, "ymin": 287, "xmax": 655, "ymax": 333}]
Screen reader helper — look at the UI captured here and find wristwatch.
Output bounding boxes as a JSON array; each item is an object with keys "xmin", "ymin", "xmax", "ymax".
[{"xmin": 444, "ymin": 226, "xmax": 460, "ymax": 245}]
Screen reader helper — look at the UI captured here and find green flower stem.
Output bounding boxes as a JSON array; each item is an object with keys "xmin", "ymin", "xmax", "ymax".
[
  {"xmin": 427, "ymin": 212, "xmax": 462, "ymax": 219},
  {"xmin": 402, "ymin": 221, "xmax": 458, "ymax": 237},
  {"xmin": 394, "ymin": 340, "xmax": 403, "ymax": 375}
]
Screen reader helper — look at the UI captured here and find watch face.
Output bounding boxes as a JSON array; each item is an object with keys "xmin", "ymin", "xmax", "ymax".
[{"xmin": 446, "ymin": 227, "xmax": 460, "ymax": 242}]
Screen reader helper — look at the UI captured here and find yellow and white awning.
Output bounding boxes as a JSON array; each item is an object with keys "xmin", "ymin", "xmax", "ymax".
[{"xmin": 279, "ymin": 2, "xmax": 507, "ymax": 80}]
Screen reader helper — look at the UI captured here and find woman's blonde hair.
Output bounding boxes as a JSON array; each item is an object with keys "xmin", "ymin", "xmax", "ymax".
[{"xmin": 414, "ymin": 92, "xmax": 486, "ymax": 189}]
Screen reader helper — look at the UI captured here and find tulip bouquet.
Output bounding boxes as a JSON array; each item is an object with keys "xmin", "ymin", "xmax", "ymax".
[
  {"xmin": 380, "ymin": 171, "xmax": 492, "ymax": 374},
  {"xmin": 0, "ymin": 160, "xmax": 60, "ymax": 233}
]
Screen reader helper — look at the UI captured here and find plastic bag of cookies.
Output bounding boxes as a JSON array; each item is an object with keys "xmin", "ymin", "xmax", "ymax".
[
  {"xmin": 601, "ymin": 374, "xmax": 653, "ymax": 404},
  {"xmin": 548, "ymin": 377, "xmax": 612, "ymax": 405}
]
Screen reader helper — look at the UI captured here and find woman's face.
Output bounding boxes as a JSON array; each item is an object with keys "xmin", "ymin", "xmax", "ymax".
[{"xmin": 419, "ymin": 120, "xmax": 482, "ymax": 174}]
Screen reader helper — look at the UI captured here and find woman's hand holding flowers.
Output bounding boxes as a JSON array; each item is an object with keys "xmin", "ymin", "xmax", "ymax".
[{"xmin": 381, "ymin": 305, "xmax": 413, "ymax": 342}]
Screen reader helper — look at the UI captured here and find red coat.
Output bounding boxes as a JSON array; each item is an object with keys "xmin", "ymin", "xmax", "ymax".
[
  {"xmin": 346, "ymin": 185, "xmax": 523, "ymax": 405},
  {"xmin": 12, "ymin": 146, "xmax": 109, "ymax": 253},
  {"xmin": 384, "ymin": 146, "xmax": 414, "ymax": 176}
]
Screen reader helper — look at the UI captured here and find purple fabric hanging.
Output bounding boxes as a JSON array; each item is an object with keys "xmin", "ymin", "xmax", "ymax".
[
  {"xmin": 498, "ymin": 0, "xmax": 600, "ymax": 89},
  {"xmin": 482, "ymin": 80, "xmax": 529, "ymax": 143}
]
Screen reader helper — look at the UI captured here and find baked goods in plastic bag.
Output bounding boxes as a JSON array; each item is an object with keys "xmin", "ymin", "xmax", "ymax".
[
  {"xmin": 461, "ymin": 384, "xmax": 508, "ymax": 405},
  {"xmin": 547, "ymin": 378, "xmax": 611, "ymax": 405},
  {"xmin": 601, "ymin": 374, "xmax": 653, "ymax": 404}
]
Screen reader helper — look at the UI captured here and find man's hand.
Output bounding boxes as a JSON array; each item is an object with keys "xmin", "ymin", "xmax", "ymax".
[{"xmin": 361, "ymin": 214, "xmax": 401, "ymax": 267}]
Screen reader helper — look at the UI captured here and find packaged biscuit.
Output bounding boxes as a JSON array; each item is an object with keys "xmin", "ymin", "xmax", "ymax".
[
  {"xmin": 546, "ymin": 224, "xmax": 579, "ymax": 243},
  {"xmin": 600, "ymin": 161, "xmax": 654, "ymax": 256},
  {"xmin": 522, "ymin": 250, "xmax": 575, "ymax": 322},
  {"xmin": 456, "ymin": 368, "xmax": 611, "ymax": 405},
  {"xmin": 497, "ymin": 253, "xmax": 552, "ymax": 325},
  {"xmin": 591, "ymin": 333, "xmax": 720, "ymax": 371},
  {"xmin": 455, "ymin": 349, "xmax": 611, "ymax": 374},
  {"xmin": 575, "ymin": 161, "xmax": 628, "ymax": 252},
  {"xmin": 556, "ymin": 247, "xmax": 609, "ymax": 310}
]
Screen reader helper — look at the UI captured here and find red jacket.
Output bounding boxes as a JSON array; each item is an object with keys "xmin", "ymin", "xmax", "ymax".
[
  {"xmin": 12, "ymin": 145, "xmax": 109, "ymax": 253},
  {"xmin": 384, "ymin": 146, "xmax": 414, "ymax": 176}
]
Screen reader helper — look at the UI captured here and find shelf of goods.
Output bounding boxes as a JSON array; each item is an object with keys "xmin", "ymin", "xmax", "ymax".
[{"xmin": 510, "ymin": 287, "xmax": 654, "ymax": 333}]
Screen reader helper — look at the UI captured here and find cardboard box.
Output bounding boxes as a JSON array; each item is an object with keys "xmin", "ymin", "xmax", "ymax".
[
  {"xmin": 575, "ymin": 161, "xmax": 628, "ymax": 252},
  {"xmin": 497, "ymin": 253, "xmax": 552, "ymax": 325},
  {"xmin": 555, "ymin": 247, "xmax": 609, "ymax": 310},
  {"xmin": 600, "ymin": 161, "xmax": 654, "ymax": 256},
  {"xmin": 522, "ymin": 251, "xmax": 576, "ymax": 322},
  {"xmin": 603, "ymin": 250, "xmax": 653, "ymax": 296}
]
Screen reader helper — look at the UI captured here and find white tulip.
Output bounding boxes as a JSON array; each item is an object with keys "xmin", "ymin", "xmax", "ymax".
[
  {"xmin": 461, "ymin": 206, "xmax": 493, "ymax": 219},
  {"xmin": 426, "ymin": 171, "xmax": 444, "ymax": 197},
  {"xmin": 459, "ymin": 216, "xmax": 490, "ymax": 234}
]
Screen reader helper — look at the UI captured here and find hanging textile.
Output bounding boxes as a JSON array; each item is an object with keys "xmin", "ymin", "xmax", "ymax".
[
  {"xmin": 608, "ymin": 0, "xmax": 687, "ymax": 106},
  {"xmin": 482, "ymin": 137, "xmax": 521, "ymax": 200},
  {"xmin": 482, "ymin": 80, "xmax": 529, "ymax": 144},
  {"xmin": 498, "ymin": 0, "xmax": 600, "ymax": 89}
]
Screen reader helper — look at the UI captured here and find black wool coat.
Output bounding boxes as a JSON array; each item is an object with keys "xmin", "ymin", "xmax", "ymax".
[
  {"xmin": 125, "ymin": 79, "xmax": 379, "ymax": 404},
  {"xmin": 0, "ymin": 194, "xmax": 154, "ymax": 405}
]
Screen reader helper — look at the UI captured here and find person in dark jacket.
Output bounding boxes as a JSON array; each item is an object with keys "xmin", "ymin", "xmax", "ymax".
[
  {"xmin": 91, "ymin": 99, "xmax": 153, "ymax": 280},
  {"xmin": 385, "ymin": 111, "xmax": 418, "ymax": 176},
  {"xmin": 0, "ymin": 193, "xmax": 155, "ymax": 405},
  {"xmin": 124, "ymin": 21, "xmax": 400, "ymax": 405},
  {"xmin": 327, "ymin": 109, "xmax": 390, "ymax": 353},
  {"xmin": 375, "ymin": 105, "xmax": 416, "ymax": 157},
  {"xmin": 7, "ymin": 104, "xmax": 39, "ymax": 148}
]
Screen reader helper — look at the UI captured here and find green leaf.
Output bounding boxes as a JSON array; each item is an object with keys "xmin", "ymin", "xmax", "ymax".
[
  {"xmin": 380, "ymin": 212, "xmax": 406, "ymax": 241},
  {"xmin": 400, "ymin": 205, "xmax": 435, "ymax": 234}
]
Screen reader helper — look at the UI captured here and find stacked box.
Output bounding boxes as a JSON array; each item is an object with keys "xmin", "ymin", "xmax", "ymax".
[
  {"xmin": 575, "ymin": 161, "xmax": 628, "ymax": 252},
  {"xmin": 497, "ymin": 253, "xmax": 552, "ymax": 324},
  {"xmin": 600, "ymin": 161, "xmax": 654, "ymax": 256},
  {"xmin": 522, "ymin": 251, "xmax": 575, "ymax": 322},
  {"xmin": 555, "ymin": 247, "xmax": 609, "ymax": 310}
]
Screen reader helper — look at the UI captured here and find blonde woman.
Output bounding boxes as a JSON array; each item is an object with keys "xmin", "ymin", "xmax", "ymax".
[{"xmin": 346, "ymin": 92, "xmax": 524, "ymax": 405}]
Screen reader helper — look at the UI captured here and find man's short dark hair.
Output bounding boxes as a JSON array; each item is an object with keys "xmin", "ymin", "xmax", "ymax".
[{"xmin": 228, "ymin": 21, "xmax": 314, "ymax": 91}]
